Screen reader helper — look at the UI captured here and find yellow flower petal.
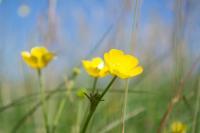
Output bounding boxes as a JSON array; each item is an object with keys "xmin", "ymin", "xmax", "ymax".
[
  {"xmin": 171, "ymin": 121, "xmax": 187, "ymax": 133},
  {"xmin": 91, "ymin": 58, "xmax": 103, "ymax": 68},
  {"xmin": 42, "ymin": 52, "xmax": 55, "ymax": 64},
  {"xmin": 82, "ymin": 60, "xmax": 91, "ymax": 69},
  {"xmin": 123, "ymin": 55, "xmax": 138, "ymax": 68},
  {"xmin": 108, "ymin": 49, "xmax": 124, "ymax": 56},
  {"xmin": 104, "ymin": 49, "xmax": 143, "ymax": 79},
  {"xmin": 21, "ymin": 46, "xmax": 55, "ymax": 69},
  {"xmin": 31, "ymin": 47, "xmax": 48, "ymax": 58},
  {"xmin": 129, "ymin": 66, "xmax": 143, "ymax": 77},
  {"xmin": 82, "ymin": 57, "xmax": 108, "ymax": 78},
  {"xmin": 82, "ymin": 60, "xmax": 97, "ymax": 77},
  {"xmin": 21, "ymin": 51, "xmax": 38, "ymax": 68},
  {"xmin": 104, "ymin": 49, "xmax": 124, "ymax": 68}
]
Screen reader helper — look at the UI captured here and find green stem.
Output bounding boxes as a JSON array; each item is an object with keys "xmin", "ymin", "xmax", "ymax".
[
  {"xmin": 92, "ymin": 78, "xmax": 98, "ymax": 93},
  {"xmin": 81, "ymin": 76, "xmax": 117, "ymax": 133},
  {"xmin": 122, "ymin": 79, "xmax": 129, "ymax": 133},
  {"xmin": 81, "ymin": 108, "xmax": 96, "ymax": 133},
  {"xmin": 100, "ymin": 76, "xmax": 117, "ymax": 99},
  {"xmin": 192, "ymin": 78, "xmax": 200, "ymax": 133},
  {"xmin": 76, "ymin": 101, "xmax": 83, "ymax": 133},
  {"xmin": 52, "ymin": 72, "xmax": 79, "ymax": 133},
  {"xmin": 52, "ymin": 98, "xmax": 66, "ymax": 133},
  {"xmin": 37, "ymin": 69, "xmax": 49, "ymax": 133}
]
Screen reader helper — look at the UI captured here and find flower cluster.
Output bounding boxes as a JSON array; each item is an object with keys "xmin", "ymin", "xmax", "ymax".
[
  {"xmin": 21, "ymin": 47, "xmax": 143, "ymax": 133},
  {"xmin": 82, "ymin": 49, "xmax": 143, "ymax": 79}
]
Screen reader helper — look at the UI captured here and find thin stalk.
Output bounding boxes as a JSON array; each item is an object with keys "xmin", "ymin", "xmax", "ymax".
[
  {"xmin": 37, "ymin": 69, "xmax": 50, "ymax": 133},
  {"xmin": 76, "ymin": 101, "xmax": 83, "ymax": 133},
  {"xmin": 11, "ymin": 69, "xmax": 79, "ymax": 132},
  {"xmin": 122, "ymin": 79, "xmax": 129, "ymax": 133},
  {"xmin": 92, "ymin": 77, "xmax": 98, "ymax": 93},
  {"xmin": 192, "ymin": 78, "xmax": 200, "ymax": 133},
  {"xmin": 81, "ymin": 76, "xmax": 117, "ymax": 133},
  {"xmin": 130, "ymin": 0, "xmax": 138, "ymax": 53},
  {"xmin": 52, "ymin": 77, "xmax": 76, "ymax": 132},
  {"xmin": 157, "ymin": 56, "xmax": 200, "ymax": 133},
  {"xmin": 81, "ymin": 108, "xmax": 96, "ymax": 133},
  {"xmin": 52, "ymin": 98, "xmax": 66, "ymax": 133},
  {"xmin": 100, "ymin": 108, "xmax": 145, "ymax": 133},
  {"xmin": 100, "ymin": 76, "xmax": 117, "ymax": 99}
]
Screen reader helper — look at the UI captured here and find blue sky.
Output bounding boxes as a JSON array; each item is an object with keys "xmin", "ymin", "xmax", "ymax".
[
  {"xmin": 0, "ymin": 0, "xmax": 173, "ymax": 49},
  {"xmin": 0, "ymin": 0, "xmax": 199, "ymax": 79}
]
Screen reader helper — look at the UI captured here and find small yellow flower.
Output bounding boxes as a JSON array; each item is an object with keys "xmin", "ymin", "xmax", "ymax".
[
  {"xmin": 104, "ymin": 49, "xmax": 143, "ymax": 79},
  {"xmin": 171, "ymin": 121, "xmax": 187, "ymax": 133},
  {"xmin": 82, "ymin": 57, "xmax": 108, "ymax": 77},
  {"xmin": 21, "ymin": 46, "xmax": 55, "ymax": 69}
]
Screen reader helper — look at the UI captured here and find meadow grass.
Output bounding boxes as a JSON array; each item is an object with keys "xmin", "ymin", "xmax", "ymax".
[{"xmin": 0, "ymin": 65, "xmax": 199, "ymax": 133}]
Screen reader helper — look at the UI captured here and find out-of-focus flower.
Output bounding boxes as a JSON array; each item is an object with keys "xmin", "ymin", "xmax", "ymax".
[
  {"xmin": 73, "ymin": 67, "xmax": 81, "ymax": 76},
  {"xmin": 171, "ymin": 121, "xmax": 187, "ymax": 133},
  {"xmin": 76, "ymin": 88, "xmax": 87, "ymax": 99},
  {"xmin": 82, "ymin": 57, "xmax": 108, "ymax": 77},
  {"xmin": 21, "ymin": 46, "xmax": 55, "ymax": 69},
  {"xmin": 18, "ymin": 4, "xmax": 31, "ymax": 17},
  {"xmin": 104, "ymin": 49, "xmax": 143, "ymax": 79}
]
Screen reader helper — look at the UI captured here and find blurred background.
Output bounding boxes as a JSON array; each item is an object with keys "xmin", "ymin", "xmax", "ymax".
[{"xmin": 0, "ymin": 0, "xmax": 200, "ymax": 133}]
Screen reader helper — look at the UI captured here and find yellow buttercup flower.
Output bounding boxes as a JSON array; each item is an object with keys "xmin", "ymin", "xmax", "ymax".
[
  {"xmin": 171, "ymin": 121, "xmax": 187, "ymax": 133},
  {"xmin": 21, "ymin": 46, "xmax": 55, "ymax": 69},
  {"xmin": 82, "ymin": 57, "xmax": 108, "ymax": 77},
  {"xmin": 104, "ymin": 49, "xmax": 143, "ymax": 79}
]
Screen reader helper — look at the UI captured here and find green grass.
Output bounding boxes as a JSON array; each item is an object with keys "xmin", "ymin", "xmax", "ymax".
[{"xmin": 0, "ymin": 68, "xmax": 199, "ymax": 133}]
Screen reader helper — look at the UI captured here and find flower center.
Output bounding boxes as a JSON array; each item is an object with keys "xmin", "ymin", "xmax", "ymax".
[{"xmin": 97, "ymin": 62, "xmax": 104, "ymax": 70}]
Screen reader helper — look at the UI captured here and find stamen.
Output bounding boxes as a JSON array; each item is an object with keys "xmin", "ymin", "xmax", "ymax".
[{"xmin": 97, "ymin": 62, "xmax": 104, "ymax": 70}]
